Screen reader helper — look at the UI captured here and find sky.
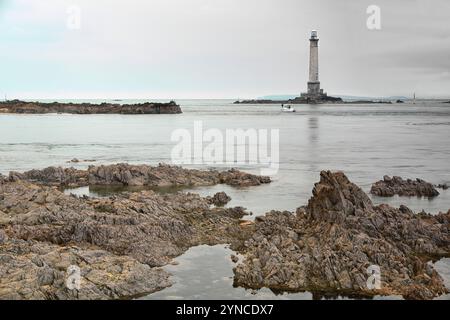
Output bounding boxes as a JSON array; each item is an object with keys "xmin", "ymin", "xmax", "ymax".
[{"xmin": 0, "ymin": 0, "xmax": 449, "ymax": 99}]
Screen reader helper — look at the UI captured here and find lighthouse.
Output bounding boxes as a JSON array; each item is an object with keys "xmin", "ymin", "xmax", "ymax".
[
  {"xmin": 307, "ymin": 30, "xmax": 321, "ymax": 95},
  {"xmin": 297, "ymin": 30, "xmax": 340, "ymax": 103}
]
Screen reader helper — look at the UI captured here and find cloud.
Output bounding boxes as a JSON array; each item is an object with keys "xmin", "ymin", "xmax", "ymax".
[{"xmin": 0, "ymin": 0, "xmax": 449, "ymax": 98}]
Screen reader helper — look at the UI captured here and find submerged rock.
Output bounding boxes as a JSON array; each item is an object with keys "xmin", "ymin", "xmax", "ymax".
[
  {"xmin": 437, "ymin": 184, "xmax": 449, "ymax": 190},
  {"xmin": 370, "ymin": 175, "xmax": 440, "ymax": 198},
  {"xmin": 234, "ymin": 171, "xmax": 450, "ymax": 300},
  {"xmin": 10, "ymin": 163, "xmax": 271, "ymax": 188},
  {"xmin": 66, "ymin": 159, "xmax": 97, "ymax": 164}
]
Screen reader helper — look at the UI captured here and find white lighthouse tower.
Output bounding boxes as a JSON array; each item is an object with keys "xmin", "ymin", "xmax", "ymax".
[
  {"xmin": 307, "ymin": 30, "xmax": 321, "ymax": 95},
  {"xmin": 298, "ymin": 30, "xmax": 337, "ymax": 103}
]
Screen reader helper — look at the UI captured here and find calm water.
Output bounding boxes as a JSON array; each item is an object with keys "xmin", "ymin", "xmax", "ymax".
[{"xmin": 1, "ymin": 99, "xmax": 450, "ymax": 299}]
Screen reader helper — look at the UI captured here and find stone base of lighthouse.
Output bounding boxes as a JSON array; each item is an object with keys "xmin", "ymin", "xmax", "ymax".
[
  {"xmin": 298, "ymin": 81, "xmax": 337, "ymax": 103},
  {"xmin": 298, "ymin": 92, "xmax": 335, "ymax": 104},
  {"xmin": 307, "ymin": 81, "xmax": 321, "ymax": 95}
]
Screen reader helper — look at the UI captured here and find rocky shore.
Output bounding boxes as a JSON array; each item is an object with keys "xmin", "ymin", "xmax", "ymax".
[
  {"xmin": 0, "ymin": 100, "xmax": 182, "ymax": 114},
  {"xmin": 233, "ymin": 171, "xmax": 450, "ymax": 299},
  {"xmin": 370, "ymin": 175, "xmax": 440, "ymax": 198},
  {"xmin": 2, "ymin": 165, "xmax": 449, "ymax": 300},
  {"xmin": 0, "ymin": 166, "xmax": 260, "ymax": 299},
  {"xmin": 9, "ymin": 163, "xmax": 271, "ymax": 188}
]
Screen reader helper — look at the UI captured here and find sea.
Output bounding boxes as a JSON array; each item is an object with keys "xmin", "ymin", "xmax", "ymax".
[{"xmin": 0, "ymin": 99, "xmax": 449, "ymax": 299}]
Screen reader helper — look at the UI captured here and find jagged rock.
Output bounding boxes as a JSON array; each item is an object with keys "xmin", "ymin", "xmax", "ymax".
[
  {"xmin": 0, "ymin": 230, "xmax": 7, "ymax": 243},
  {"xmin": 9, "ymin": 167, "xmax": 88, "ymax": 188},
  {"xmin": 10, "ymin": 163, "xmax": 271, "ymax": 188},
  {"xmin": 0, "ymin": 178, "xmax": 252, "ymax": 300},
  {"xmin": 218, "ymin": 168, "xmax": 271, "ymax": 187},
  {"xmin": 437, "ymin": 184, "xmax": 449, "ymax": 190},
  {"xmin": 0, "ymin": 239, "xmax": 170, "ymax": 300},
  {"xmin": 370, "ymin": 175, "xmax": 440, "ymax": 198},
  {"xmin": 5, "ymin": 165, "xmax": 448, "ymax": 300},
  {"xmin": 207, "ymin": 192, "xmax": 232, "ymax": 207},
  {"xmin": 88, "ymin": 164, "xmax": 270, "ymax": 188},
  {"xmin": 0, "ymin": 100, "xmax": 182, "ymax": 114},
  {"xmin": 234, "ymin": 171, "xmax": 450, "ymax": 300}
]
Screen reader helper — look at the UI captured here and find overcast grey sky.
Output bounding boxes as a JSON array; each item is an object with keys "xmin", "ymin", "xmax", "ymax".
[{"xmin": 1, "ymin": 0, "xmax": 449, "ymax": 99}]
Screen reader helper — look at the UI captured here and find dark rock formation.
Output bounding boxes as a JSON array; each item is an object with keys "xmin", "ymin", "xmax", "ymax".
[
  {"xmin": 437, "ymin": 184, "xmax": 449, "ymax": 190},
  {"xmin": 207, "ymin": 192, "xmax": 232, "ymax": 207},
  {"xmin": 233, "ymin": 171, "xmax": 450, "ymax": 300},
  {"xmin": 66, "ymin": 159, "xmax": 96, "ymax": 164},
  {"xmin": 0, "ymin": 178, "xmax": 252, "ymax": 299},
  {"xmin": 289, "ymin": 95, "xmax": 343, "ymax": 104},
  {"xmin": 341, "ymin": 100, "xmax": 392, "ymax": 104},
  {"xmin": 9, "ymin": 166, "xmax": 89, "ymax": 188},
  {"xmin": 232, "ymin": 98, "xmax": 398, "ymax": 105},
  {"xmin": 9, "ymin": 163, "xmax": 271, "ymax": 188},
  {"xmin": 370, "ymin": 175, "xmax": 440, "ymax": 198},
  {"xmin": 234, "ymin": 95, "xmax": 342, "ymax": 105},
  {"xmin": 0, "ymin": 100, "xmax": 182, "ymax": 114},
  {"xmin": 218, "ymin": 168, "xmax": 271, "ymax": 187},
  {"xmin": 234, "ymin": 99, "xmax": 282, "ymax": 104}
]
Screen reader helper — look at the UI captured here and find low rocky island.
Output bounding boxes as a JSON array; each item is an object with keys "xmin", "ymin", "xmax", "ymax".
[
  {"xmin": 233, "ymin": 98, "xmax": 394, "ymax": 105},
  {"xmin": 370, "ymin": 175, "xmax": 440, "ymax": 198},
  {"xmin": 234, "ymin": 96, "xmax": 342, "ymax": 105},
  {"xmin": 0, "ymin": 100, "xmax": 182, "ymax": 114}
]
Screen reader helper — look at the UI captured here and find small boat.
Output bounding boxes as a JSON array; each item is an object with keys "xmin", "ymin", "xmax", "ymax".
[{"xmin": 281, "ymin": 104, "xmax": 296, "ymax": 112}]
